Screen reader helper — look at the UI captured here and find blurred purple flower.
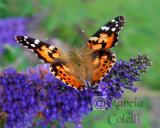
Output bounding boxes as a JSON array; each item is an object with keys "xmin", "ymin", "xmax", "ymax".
[
  {"xmin": 0, "ymin": 55, "xmax": 151, "ymax": 128},
  {"xmin": 0, "ymin": 17, "xmax": 30, "ymax": 54}
]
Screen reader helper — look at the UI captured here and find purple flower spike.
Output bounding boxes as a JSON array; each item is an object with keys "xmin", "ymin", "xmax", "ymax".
[
  {"xmin": 0, "ymin": 17, "xmax": 30, "ymax": 54},
  {"xmin": 0, "ymin": 54, "xmax": 151, "ymax": 128}
]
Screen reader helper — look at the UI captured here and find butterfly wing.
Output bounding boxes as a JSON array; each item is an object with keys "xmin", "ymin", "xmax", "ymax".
[
  {"xmin": 15, "ymin": 35, "xmax": 86, "ymax": 91},
  {"xmin": 86, "ymin": 16, "xmax": 126, "ymax": 51},
  {"xmin": 50, "ymin": 62, "xmax": 86, "ymax": 91},
  {"xmin": 84, "ymin": 16, "xmax": 126, "ymax": 86},
  {"xmin": 15, "ymin": 35, "xmax": 61, "ymax": 63},
  {"xmin": 89, "ymin": 50, "xmax": 116, "ymax": 85}
]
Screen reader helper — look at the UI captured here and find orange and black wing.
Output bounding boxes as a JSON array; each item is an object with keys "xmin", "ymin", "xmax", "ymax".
[
  {"xmin": 15, "ymin": 35, "xmax": 61, "ymax": 63},
  {"xmin": 50, "ymin": 62, "xmax": 86, "ymax": 91},
  {"xmin": 90, "ymin": 50, "xmax": 116, "ymax": 86},
  {"xmin": 15, "ymin": 35, "xmax": 86, "ymax": 91},
  {"xmin": 86, "ymin": 16, "xmax": 126, "ymax": 51}
]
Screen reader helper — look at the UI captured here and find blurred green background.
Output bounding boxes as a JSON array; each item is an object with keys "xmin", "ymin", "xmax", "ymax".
[{"xmin": 0, "ymin": 0, "xmax": 159, "ymax": 128}]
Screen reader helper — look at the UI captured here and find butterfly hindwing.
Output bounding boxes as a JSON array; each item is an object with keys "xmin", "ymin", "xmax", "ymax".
[
  {"xmin": 90, "ymin": 50, "xmax": 116, "ymax": 85},
  {"xmin": 15, "ymin": 35, "xmax": 61, "ymax": 63},
  {"xmin": 86, "ymin": 16, "xmax": 125, "ymax": 51},
  {"xmin": 50, "ymin": 62, "xmax": 86, "ymax": 91}
]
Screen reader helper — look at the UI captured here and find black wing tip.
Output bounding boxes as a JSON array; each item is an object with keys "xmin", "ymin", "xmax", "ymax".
[
  {"xmin": 116, "ymin": 16, "xmax": 126, "ymax": 24},
  {"xmin": 116, "ymin": 16, "xmax": 126, "ymax": 20},
  {"xmin": 15, "ymin": 35, "xmax": 21, "ymax": 43},
  {"xmin": 15, "ymin": 35, "xmax": 23, "ymax": 42}
]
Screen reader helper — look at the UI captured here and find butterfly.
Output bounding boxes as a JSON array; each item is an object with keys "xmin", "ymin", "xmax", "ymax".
[{"xmin": 15, "ymin": 16, "xmax": 126, "ymax": 91}]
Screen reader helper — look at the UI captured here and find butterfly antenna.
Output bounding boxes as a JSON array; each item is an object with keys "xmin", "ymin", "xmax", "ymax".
[
  {"xmin": 72, "ymin": 34, "xmax": 80, "ymax": 47},
  {"xmin": 45, "ymin": 37, "xmax": 50, "ymax": 43},
  {"xmin": 45, "ymin": 38, "xmax": 56, "ymax": 45},
  {"xmin": 73, "ymin": 26, "xmax": 89, "ymax": 47},
  {"xmin": 81, "ymin": 29, "xmax": 89, "ymax": 41},
  {"xmin": 76, "ymin": 27, "xmax": 89, "ymax": 42}
]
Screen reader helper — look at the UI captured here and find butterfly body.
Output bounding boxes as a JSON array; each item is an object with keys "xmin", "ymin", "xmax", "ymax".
[
  {"xmin": 15, "ymin": 16, "xmax": 126, "ymax": 91},
  {"xmin": 65, "ymin": 49, "xmax": 87, "ymax": 84}
]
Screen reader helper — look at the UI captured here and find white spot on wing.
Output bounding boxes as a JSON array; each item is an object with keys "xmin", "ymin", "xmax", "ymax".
[
  {"xmin": 111, "ymin": 28, "xmax": 116, "ymax": 31},
  {"xmin": 101, "ymin": 26, "xmax": 110, "ymax": 31},
  {"xmin": 31, "ymin": 44, "xmax": 36, "ymax": 47},
  {"xmin": 24, "ymin": 36, "xmax": 28, "ymax": 39},
  {"xmin": 34, "ymin": 39, "xmax": 40, "ymax": 44},
  {"xmin": 112, "ymin": 19, "xmax": 115, "ymax": 22}
]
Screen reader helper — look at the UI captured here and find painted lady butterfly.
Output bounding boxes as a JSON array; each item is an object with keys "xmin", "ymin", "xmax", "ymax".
[{"xmin": 15, "ymin": 16, "xmax": 126, "ymax": 91}]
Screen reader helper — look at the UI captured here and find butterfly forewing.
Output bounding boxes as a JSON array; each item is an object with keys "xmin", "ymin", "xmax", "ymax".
[
  {"xmin": 15, "ymin": 35, "xmax": 61, "ymax": 63},
  {"xmin": 86, "ymin": 16, "xmax": 126, "ymax": 51}
]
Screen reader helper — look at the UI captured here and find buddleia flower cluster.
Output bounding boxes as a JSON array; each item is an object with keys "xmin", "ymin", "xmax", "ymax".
[{"xmin": 0, "ymin": 54, "xmax": 151, "ymax": 128}]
